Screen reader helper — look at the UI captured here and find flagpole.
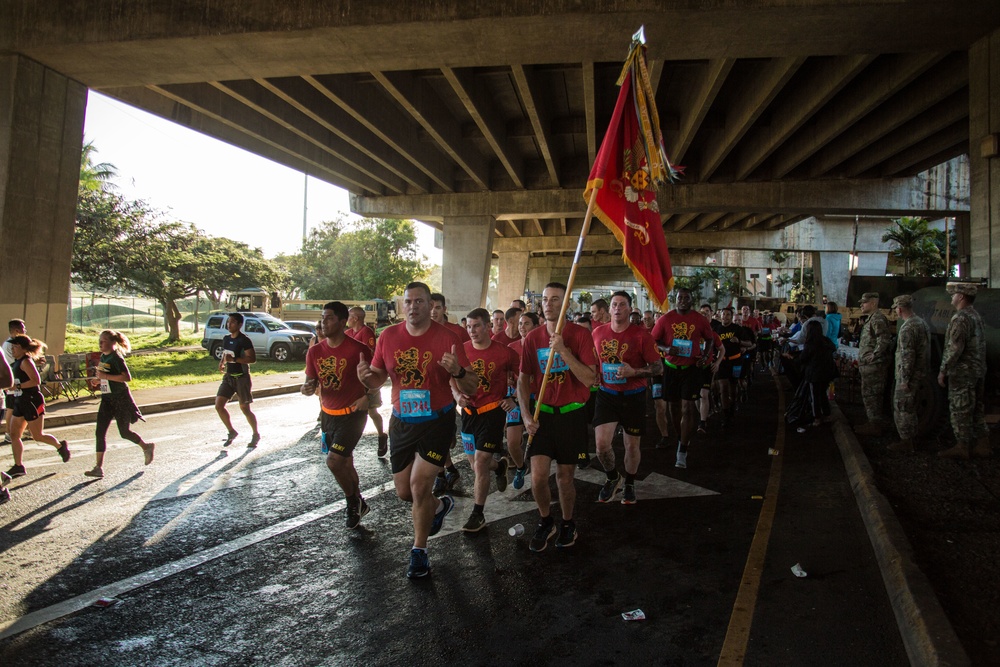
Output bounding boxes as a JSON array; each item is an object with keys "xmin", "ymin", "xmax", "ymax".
[{"xmin": 525, "ymin": 187, "xmax": 598, "ymax": 449}]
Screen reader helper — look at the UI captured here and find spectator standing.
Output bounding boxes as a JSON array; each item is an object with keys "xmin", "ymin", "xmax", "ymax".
[
  {"xmin": 887, "ymin": 295, "xmax": 929, "ymax": 453},
  {"xmin": 937, "ymin": 283, "xmax": 989, "ymax": 459},
  {"xmin": 854, "ymin": 293, "xmax": 893, "ymax": 436}
]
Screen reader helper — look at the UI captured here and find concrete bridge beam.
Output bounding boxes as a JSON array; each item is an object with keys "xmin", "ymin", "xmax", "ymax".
[
  {"xmin": 969, "ymin": 27, "xmax": 1000, "ymax": 285},
  {"xmin": 441, "ymin": 216, "xmax": 495, "ymax": 317}
]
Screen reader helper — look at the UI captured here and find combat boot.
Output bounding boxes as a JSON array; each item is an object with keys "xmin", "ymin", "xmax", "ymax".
[
  {"xmin": 886, "ymin": 438, "xmax": 913, "ymax": 453},
  {"xmin": 937, "ymin": 442, "xmax": 970, "ymax": 460},
  {"xmin": 972, "ymin": 436, "xmax": 992, "ymax": 459},
  {"xmin": 854, "ymin": 421, "xmax": 882, "ymax": 437}
]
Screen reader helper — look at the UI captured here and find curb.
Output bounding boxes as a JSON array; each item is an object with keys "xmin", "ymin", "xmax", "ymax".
[
  {"xmin": 44, "ymin": 384, "xmax": 303, "ymax": 428},
  {"xmin": 830, "ymin": 403, "xmax": 970, "ymax": 667}
]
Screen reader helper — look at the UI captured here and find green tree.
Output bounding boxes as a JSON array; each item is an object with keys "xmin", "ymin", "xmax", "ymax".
[
  {"xmin": 79, "ymin": 140, "xmax": 118, "ymax": 192},
  {"xmin": 882, "ymin": 217, "xmax": 938, "ymax": 277},
  {"xmin": 576, "ymin": 290, "xmax": 592, "ymax": 309}
]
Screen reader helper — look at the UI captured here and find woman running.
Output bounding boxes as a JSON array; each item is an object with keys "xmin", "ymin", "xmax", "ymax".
[
  {"xmin": 85, "ymin": 330, "xmax": 154, "ymax": 478},
  {"xmin": 5, "ymin": 336, "xmax": 70, "ymax": 478}
]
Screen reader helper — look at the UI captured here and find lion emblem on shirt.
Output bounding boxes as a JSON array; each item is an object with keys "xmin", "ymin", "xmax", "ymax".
[
  {"xmin": 317, "ymin": 355, "xmax": 347, "ymax": 391},
  {"xmin": 395, "ymin": 347, "xmax": 433, "ymax": 387},
  {"xmin": 598, "ymin": 339, "xmax": 629, "ymax": 364},
  {"xmin": 471, "ymin": 358, "xmax": 496, "ymax": 393}
]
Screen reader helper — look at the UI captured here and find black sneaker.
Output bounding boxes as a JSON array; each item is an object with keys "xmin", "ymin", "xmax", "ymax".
[
  {"xmin": 406, "ymin": 548, "xmax": 430, "ymax": 579},
  {"xmin": 0, "ymin": 487, "xmax": 9, "ymax": 504},
  {"xmin": 597, "ymin": 475, "xmax": 622, "ymax": 503},
  {"xmin": 1, "ymin": 471, "xmax": 11, "ymax": 487},
  {"xmin": 432, "ymin": 474, "xmax": 447, "ymax": 497},
  {"xmin": 462, "ymin": 512, "xmax": 486, "ymax": 533},
  {"xmin": 345, "ymin": 497, "xmax": 370, "ymax": 530},
  {"xmin": 555, "ymin": 521, "xmax": 577, "ymax": 548},
  {"xmin": 656, "ymin": 436, "xmax": 671, "ymax": 449},
  {"xmin": 495, "ymin": 458, "xmax": 508, "ymax": 493},
  {"xmin": 5, "ymin": 464, "xmax": 26, "ymax": 478},
  {"xmin": 57, "ymin": 440, "xmax": 71, "ymax": 463},
  {"xmin": 697, "ymin": 421, "xmax": 708, "ymax": 435},
  {"xmin": 223, "ymin": 430, "xmax": 238, "ymax": 447},
  {"xmin": 444, "ymin": 469, "xmax": 460, "ymax": 491},
  {"xmin": 429, "ymin": 495, "xmax": 454, "ymax": 536},
  {"xmin": 377, "ymin": 433, "xmax": 389, "ymax": 458},
  {"xmin": 621, "ymin": 483, "xmax": 637, "ymax": 505},
  {"xmin": 247, "ymin": 433, "xmax": 260, "ymax": 448},
  {"xmin": 529, "ymin": 519, "xmax": 557, "ymax": 552},
  {"xmin": 577, "ymin": 453, "xmax": 591, "ymax": 470}
]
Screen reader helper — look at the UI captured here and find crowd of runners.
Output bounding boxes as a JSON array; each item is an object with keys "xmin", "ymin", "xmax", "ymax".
[{"xmin": 1, "ymin": 277, "xmax": 989, "ymax": 578}]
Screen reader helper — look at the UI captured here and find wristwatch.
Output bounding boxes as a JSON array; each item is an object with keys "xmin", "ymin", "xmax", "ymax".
[{"xmin": 452, "ymin": 367, "xmax": 467, "ymax": 379}]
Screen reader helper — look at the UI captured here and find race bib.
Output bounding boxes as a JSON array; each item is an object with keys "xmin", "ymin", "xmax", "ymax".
[
  {"xmin": 506, "ymin": 404, "xmax": 521, "ymax": 424},
  {"xmin": 651, "ymin": 383, "xmax": 663, "ymax": 399},
  {"xmin": 672, "ymin": 339, "xmax": 694, "ymax": 358},
  {"xmin": 537, "ymin": 348, "xmax": 568, "ymax": 373},
  {"xmin": 732, "ymin": 364, "xmax": 742, "ymax": 379},
  {"xmin": 761, "ymin": 328, "xmax": 771, "ymax": 336},
  {"xmin": 100, "ymin": 379, "xmax": 111, "ymax": 394},
  {"xmin": 13, "ymin": 380, "xmax": 22, "ymax": 397},
  {"xmin": 399, "ymin": 389, "xmax": 432, "ymax": 418},
  {"xmin": 601, "ymin": 362, "xmax": 625, "ymax": 385},
  {"xmin": 460, "ymin": 431, "xmax": 475, "ymax": 456}
]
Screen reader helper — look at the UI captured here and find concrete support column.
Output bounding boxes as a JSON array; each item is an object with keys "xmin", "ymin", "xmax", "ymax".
[
  {"xmin": 441, "ymin": 215, "xmax": 496, "ymax": 316},
  {"xmin": 815, "ymin": 252, "xmax": 850, "ymax": 306},
  {"xmin": 497, "ymin": 251, "xmax": 529, "ymax": 311},
  {"xmin": 856, "ymin": 253, "xmax": 888, "ymax": 277},
  {"xmin": 526, "ymin": 266, "xmax": 553, "ymax": 297},
  {"xmin": 0, "ymin": 56, "xmax": 86, "ymax": 358},
  {"xmin": 969, "ymin": 29, "xmax": 1000, "ymax": 286}
]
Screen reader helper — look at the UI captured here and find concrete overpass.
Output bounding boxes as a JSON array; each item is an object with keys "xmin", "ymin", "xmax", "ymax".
[{"xmin": 1, "ymin": 1, "xmax": 998, "ymax": 353}]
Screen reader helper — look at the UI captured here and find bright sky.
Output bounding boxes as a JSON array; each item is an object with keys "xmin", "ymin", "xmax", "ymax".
[{"xmin": 82, "ymin": 92, "xmax": 442, "ymax": 263}]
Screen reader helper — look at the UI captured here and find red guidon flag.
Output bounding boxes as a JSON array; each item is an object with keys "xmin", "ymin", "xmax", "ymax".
[{"xmin": 583, "ymin": 35, "xmax": 680, "ymax": 310}]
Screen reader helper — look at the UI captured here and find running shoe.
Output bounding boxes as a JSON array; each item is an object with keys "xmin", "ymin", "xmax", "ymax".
[
  {"xmin": 142, "ymin": 442, "xmax": 155, "ymax": 466},
  {"xmin": 429, "ymin": 495, "xmax": 454, "ymax": 537},
  {"xmin": 0, "ymin": 471, "xmax": 11, "ymax": 487},
  {"xmin": 697, "ymin": 420, "xmax": 708, "ymax": 435},
  {"xmin": 1, "ymin": 434, "xmax": 10, "ymax": 445},
  {"xmin": 656, "ymin": 436, "xmax": 671, "ymax": 449},
  {"xmin": 345, "ymin": 497, "xmax": 369, "ymax": 530},
  {"xmin": 377, "ymin": 433, "xmax": 389, "ymax": 458},
  {"xmin": 406, "ymin": 548, "xmax": 430, "ymax": 579},
  {"xmin": 0, "ymin": 487, "xmax": 9, "ymax": 504},
  {"xmin": 57, "ymin": 440, "xmax": 71, "ymax": 463},
  {"xmin": 223, "ymin": 430, "xmax": 238, "ymax": 447},
  {"xmin": 577, "ymin": 453, "xmax": 591, "ymax": 470},
  {"xmin": 444, "ymin": 468, "xmax": 460, "ymax": 491},
  {"xmin": 621, "ymin": 483, "xmax": 637, "ymax": 505},
  {"xmin": 461, "ymin": 512, "xmax": 486, "ymax": 533},
  {"xmin": 512, "ymin": 466, "xmax": 527, "ymax": 490},
  {"xmin": 84, "ymin": 467, "xmax": 104, "ymax": 479},
  {"xmin": 597, "ymin": 475, "xmax": 622, "ymax": 503},
  {"xmin": 247, "ymin": 433, "xmax": 260, "ymax": 448},
  {"xmin": 5, "ymin": 464, "xmax": 25, "ymax": 478},
  {"xmin": 675, "ymin": 450, "xmax": 688, "ymax": 469},
  {"xmin": 529, "ymin": 519, "xmax": 557, "ymax": 552},
  {"xmin": 495, "ymin": 458, "xmax": 508, "ymax": 493},
  {"xmin": 555, "ymin": 521, "xmax": 577, "ymax": 548},
  {"xmin": 432, "ymin": 474, "xmax": 447, "ymax": 497}
]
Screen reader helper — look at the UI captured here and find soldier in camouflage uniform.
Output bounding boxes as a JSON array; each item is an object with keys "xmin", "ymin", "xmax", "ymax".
[
  {"xmin": 887, "ymin": 294, "xmax": 929, "ymax": 452},
  {"xmin": 855, "ymin": 292, "xmax": 893, "ymax": 436},
  {"xmin": 937, "ymin": 282, "xmax": 990, "ymax": 459}
]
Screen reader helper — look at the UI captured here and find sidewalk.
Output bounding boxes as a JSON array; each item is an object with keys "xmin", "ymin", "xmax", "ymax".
[{"xmin": 42, "ymin": 371, "xmax": 307, "ymax": 427}]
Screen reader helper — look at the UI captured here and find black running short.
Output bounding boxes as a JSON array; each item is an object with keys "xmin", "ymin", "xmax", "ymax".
[
  {"xmin": 12, "ymin": 390, "xmax": 44, "ymax": 422},
  {"xmin": 320, "ymin": 410, "xmax": 367, "ymax": 457},
  {"xmin": 528, "ymin": 405, "xmax": 588, "ymax": 466},
  {"xmin": 661, "ymin": 364, "xmax": 702, "ymax": 402},
  {"xmin": 716, "ymin": 359, "xmax": 743, "ymax": 381},
  {"xmin": 388, "ymin": 407, "xmax": 456, "ymax": 474},
  {"xmin": 593, "ymin": 389, "xmax": 645, "ymax": 436},
  {"xmin": 460, "ymin": 407, "xmax": 506, "ymax": 455},
  {"xmin": 217, "ymin": 373, "xmax": 253, "ymax": 404}
]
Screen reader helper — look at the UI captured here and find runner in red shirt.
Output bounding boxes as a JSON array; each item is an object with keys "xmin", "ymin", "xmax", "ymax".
[
  {"xmin": 504, "ymin": 311, "xmax": 539, "ymax": 491},
  {"xmin": 346, "ymin": 306, "xmax": 387, "ymax": 457},
  {"xmin": 651, "ymin": 288, "xmax": 723, "ymax": 469},
  {"xmin": 304, "ymin": 302, "xmax": 374, "ymax": 530},
  {"xmin": 490, "ymin": 307, "xmax": 522, "ymax": 347},
  {"xmin": 518, "ymin": 282, "xmax": 598, "ymax": 552},
  {"xmin": 358, "ymin": 282, "xmax": 477, "ymax": 579},
  {"xmin": 430, "ymin": 292, "xmax": 471, "ymax": 344},
  {"xmin": 713, "ymin": 307, "xmax": 754, "ymax": 429},
  {"xmin": 490, "ymin": 309, "xmax": 506, "ymax": 338},
  {"xmin": 592, "ymin": 291, "xmax": 663, "ymax": 505},
  {"xmin": 696, "ymin": 303, "xmax": 723, "ymax": 435},
  {"xmin": 452, "ymin": 308, "xmax": 520, "ymax": 533}
]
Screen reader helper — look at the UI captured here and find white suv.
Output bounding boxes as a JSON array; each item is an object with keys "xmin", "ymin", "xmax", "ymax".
[{"xmin": 201, "ymin": 313, "xmax": 312, "ymax": 362}]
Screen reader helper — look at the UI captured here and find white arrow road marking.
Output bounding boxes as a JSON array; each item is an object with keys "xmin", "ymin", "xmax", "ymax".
[{"xmin": 575, "ymin": 467, "xmax": 720, "ymax": 500}]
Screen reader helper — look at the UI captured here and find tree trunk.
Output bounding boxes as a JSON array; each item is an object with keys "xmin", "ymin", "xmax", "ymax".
[
  {"xmin": 193, "ymin": 290, "xmax": 200, "ymax": 333},
  {"xmin": 165, "ymin": 299, "xmax": 182, "ymax": 341}
]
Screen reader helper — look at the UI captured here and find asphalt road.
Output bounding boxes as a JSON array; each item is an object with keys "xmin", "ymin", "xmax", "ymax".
[{"xmin": 0, "ymin": 380, "xmax": 907, "ymax": 666}]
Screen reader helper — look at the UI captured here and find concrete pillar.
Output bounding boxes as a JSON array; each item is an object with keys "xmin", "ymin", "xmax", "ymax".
[
  {"xmin": 497, "ymin": 251, "xmax": 529, "ymax": 311},
  {"xmin": 969, "ymin": 28, "xmax": 1000, "ymax": 286},
  {"xmin": 0, "ymin": 56, "xmax": 86, "ymax": 359},
  {"xmin": 441, "ymin": 215, "xmax": 496, "ymax": 316},
  {"xmin": 815, "ymin": 251, "xmax": 851, "ymax": 306},
  {"xmin": 856, "ymin": 252, "xmax": 888, "ymax": 277},
  {"xmin": 526, "ymin": 266, "xmax": 553, "ymax": 297}
]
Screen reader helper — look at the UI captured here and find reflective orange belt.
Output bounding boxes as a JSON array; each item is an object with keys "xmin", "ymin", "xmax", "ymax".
[
  {"xmin": 726, "ymin": 353, "xmax": 742, "ymax": 361},
  {"xmin": 322, "ymin": 405, "xmax": 357, "ymax": 416},
  {"xmin": 463, "ymin": 400, "xmax": 503, "ymax": 415}
]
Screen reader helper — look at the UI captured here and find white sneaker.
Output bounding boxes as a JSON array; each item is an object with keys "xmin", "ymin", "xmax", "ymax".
[
  {"xmin": 84, "ymin": 467, "xmax": 104, "ymax": 479},
  {"xmin": 675, "ymin": 451, "xmax": 688, "ymax": 469}
]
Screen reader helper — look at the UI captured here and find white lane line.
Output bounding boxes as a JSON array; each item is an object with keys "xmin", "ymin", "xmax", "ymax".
[{"xmin": 0, "ymin": 479, "xmax": 397, "ymax": 641}]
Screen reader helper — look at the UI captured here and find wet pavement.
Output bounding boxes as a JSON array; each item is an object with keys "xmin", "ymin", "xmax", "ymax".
[{"xmin": 0, "ymin": 376, "xmax": 911, "ymax": 665}]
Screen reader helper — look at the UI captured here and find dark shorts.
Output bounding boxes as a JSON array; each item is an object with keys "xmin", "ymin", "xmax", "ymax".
[
  {"xmin": 12, "ymin": 390, "xmax": 44, "ymax": 422},
  {"xmin": 388, "ymin": 407, "xmax": 456, "ymax": 474},
  {"xmin": 716, "ymin": 359, "xmax": 743, "ymax": 381},
  {"xmin": 529, "ymin": 405, "xmax": 588, "ymax": 466},
  {"xmin": 700, "ymin": 366, "xmax": 714, "ymax": 390},
  {"xmin": 505, "ymin": 401, "xmax": 523, "ymax": 427},
  {"xmin": 218, "ymin": 373, "xmax": 253, "ymax": 404},
  {"xmin": 4, "ymin": 392, "xmax": 14, "ymax": 411},
  {"xmin": 584, "ymin": 389, "xmax": 597, "ymax": 425},
  {"xmin": 593, "ymin": 389, "xmax": 645, "ymax": 436},
  {"xmin": 460, "ymin": 407, "xmax": 506, "ymax": 455},
  {"xmin": 320, "ymin": 410, "xmax": 367, "ymax": 458},
  {"xmin": 661, "ymin": 364, "xmax": 702, "ymax": 402}
]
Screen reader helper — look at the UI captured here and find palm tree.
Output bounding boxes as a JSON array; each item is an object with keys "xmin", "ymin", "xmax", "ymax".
[
  {"xmin": 79, "ymin": 140, "xmax": 118, "ymax": 192},
  {"xmin": 882, "ymin": 217, "xmax": 937, "ymax": 276}
]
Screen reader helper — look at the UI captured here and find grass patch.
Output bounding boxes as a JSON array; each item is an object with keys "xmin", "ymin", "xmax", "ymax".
[
  {"xmin": 64, "ymin": 330, "xmax": 203, "ymax": 354},
  {"xmin": 122, "ymin": 350, "xmax": 306, "ymax": 391}
]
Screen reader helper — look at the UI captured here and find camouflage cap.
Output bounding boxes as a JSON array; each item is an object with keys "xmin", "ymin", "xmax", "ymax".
[
  {"xmin": 859, "ymin": 292, "xmax": 879, "ymax": 304},
  {"xmin": 892, "ymin": 294, "xmax": 913, "ymax": 309},
  {"xmin": 946, "ymin": 282, "xmax": 978, "ymax": 296}
]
